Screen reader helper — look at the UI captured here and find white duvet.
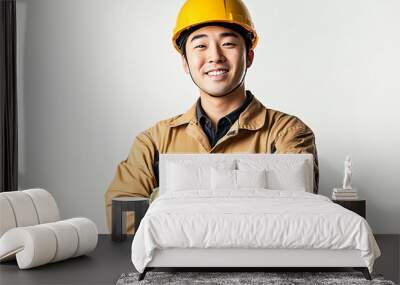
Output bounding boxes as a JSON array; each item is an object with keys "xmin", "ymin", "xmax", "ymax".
[{"xmin": 131, "ymin": 189, "xmax": 381, "ymax": 273}]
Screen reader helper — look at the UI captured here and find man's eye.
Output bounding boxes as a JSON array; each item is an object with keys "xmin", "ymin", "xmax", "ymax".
[
  {"xmin": 195, "ymin": 45, "xmax": 206, "ymax": 49},
  {"xmin": 223, "ymin": 42, "xmax": 235, "ymax": 46}
]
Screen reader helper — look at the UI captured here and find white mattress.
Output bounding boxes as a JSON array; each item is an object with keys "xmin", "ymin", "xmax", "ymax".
[{"xmin": 131, "ymin": 190, "xmax": 381, "ymax": 273}]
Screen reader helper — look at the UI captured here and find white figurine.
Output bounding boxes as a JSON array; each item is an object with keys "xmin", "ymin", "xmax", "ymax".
[{"xmin": 342, "ymin": 155, "xmax": 352, "ymax": 190}]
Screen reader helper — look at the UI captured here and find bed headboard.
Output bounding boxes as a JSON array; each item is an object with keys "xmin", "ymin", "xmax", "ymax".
[{"xmin": 159, "ymin": 153, "xmax": 314, "ymax": 194}]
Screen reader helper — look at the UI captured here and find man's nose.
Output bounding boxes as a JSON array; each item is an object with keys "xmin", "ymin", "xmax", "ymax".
[{"xmin": 207, "ymin": 44, "xmax": 226, "ymax": 63}]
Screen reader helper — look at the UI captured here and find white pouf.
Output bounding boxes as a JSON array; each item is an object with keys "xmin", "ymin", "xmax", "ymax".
[{"xmin": 0, "ymin": 189, "xmax": 98, "ymax": 269}]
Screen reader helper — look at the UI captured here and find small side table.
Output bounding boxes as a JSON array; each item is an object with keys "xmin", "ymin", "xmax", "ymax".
[
  {"xmin": 112, "ymin": 197, "xmax": 149, "ymax": 242},
  {"xmin": 332, "ymin": 199, "xmax": 366, "ymax": 219}
]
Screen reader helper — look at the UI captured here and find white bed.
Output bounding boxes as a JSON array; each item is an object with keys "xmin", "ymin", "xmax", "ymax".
[{"xmin": 130, "ymin": 153, "xmax": 381, "ymax": 281}]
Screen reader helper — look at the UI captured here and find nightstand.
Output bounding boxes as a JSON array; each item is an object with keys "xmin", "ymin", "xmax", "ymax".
[
  {"xmin": 112, "ymin": 197, "xmax": 149, "ymax": 242},
  {"xmin": 332, "ymin": 199, "xmax": 366, "ymax": 219}
]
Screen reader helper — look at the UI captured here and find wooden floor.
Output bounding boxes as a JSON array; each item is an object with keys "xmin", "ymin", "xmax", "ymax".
[{"xmin": 0, "ymin": 234, "xmax": 398, "ymax": 285}]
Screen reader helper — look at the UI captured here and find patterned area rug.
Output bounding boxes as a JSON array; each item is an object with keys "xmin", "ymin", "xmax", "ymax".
[{"xmin": 116, "ymin": 271, "xmax": 396, "ymax": 285}]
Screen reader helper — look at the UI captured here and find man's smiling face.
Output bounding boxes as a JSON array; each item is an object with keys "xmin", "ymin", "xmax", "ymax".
[{"xmin": 182, "ymin": 25, "xmax": 254, "ymax": 97}]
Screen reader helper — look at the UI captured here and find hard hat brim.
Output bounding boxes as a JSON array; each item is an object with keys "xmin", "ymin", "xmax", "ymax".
[{"xmin": 173, "ymin": 19, "xmax": 258, "ymax": 53}]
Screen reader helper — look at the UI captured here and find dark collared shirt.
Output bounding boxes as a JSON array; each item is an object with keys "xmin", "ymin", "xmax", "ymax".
[{"xmin": 196, "ymin": 90, "xmax": 254, "ymax": 148}]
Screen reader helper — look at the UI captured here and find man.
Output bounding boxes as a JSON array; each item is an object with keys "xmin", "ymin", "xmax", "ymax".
[{"xmin": 105, "ymin": 0, "xmax": 319, "ymax": 234}]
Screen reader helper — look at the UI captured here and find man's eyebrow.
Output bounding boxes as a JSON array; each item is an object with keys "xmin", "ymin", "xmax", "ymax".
[
  {"xmin": 190, "ymin": 34, "xmax": 207, "ymax": 43},
  {"xmin": 190, "ymin": 32, "xmax": 239, "ymax": 43},
  {"xmin": 219, "ymin": 32, "xmax": 239, "ymax": 39}
]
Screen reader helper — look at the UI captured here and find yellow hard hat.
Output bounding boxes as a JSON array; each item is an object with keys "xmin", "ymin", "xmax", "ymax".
[{"xmin": 172, "ymin": 0, "xmax": 258, "ymax": 53}]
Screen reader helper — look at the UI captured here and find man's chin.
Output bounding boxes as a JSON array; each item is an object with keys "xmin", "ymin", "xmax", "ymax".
[
  {"xmin": 205, "ymin": 92, "xmax": 231, "ymax": 98},
  {"xmin": 201, "ymin": 87, "xmax": 236, "ymax": 98}
]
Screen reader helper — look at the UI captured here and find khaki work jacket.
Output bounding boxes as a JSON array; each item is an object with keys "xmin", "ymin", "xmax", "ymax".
[{"xmin": 105, "ymin": 94, "xmax": 319, "ymax": 233}]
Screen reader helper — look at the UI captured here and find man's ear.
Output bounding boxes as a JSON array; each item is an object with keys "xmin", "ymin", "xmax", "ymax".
[
  {"xmin": 246, "ymin": 49, "xmax": 255, "ymax": 68},
  {"xmin": 181, "ymin": 54, "xmax": 190, "ymax": 74}
]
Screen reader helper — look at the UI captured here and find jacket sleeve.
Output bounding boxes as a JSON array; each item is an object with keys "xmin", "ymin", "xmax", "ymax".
[
  {"xmin": 104, "ymin": 130, "xmax": 158, "ymax": 234},
  {"xmin": 274, "ymin": 119, "xmax": 319, "ymax": 194}
]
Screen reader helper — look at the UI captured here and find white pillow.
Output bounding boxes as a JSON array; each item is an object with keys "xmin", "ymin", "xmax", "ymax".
[
  {"xmin": 211, "ymin": 168, "xmax": 236, "ymax": 190},
  {"xmin": 166, "ymin": 160, "xmax": 235, "ymax": 192},
  {"xmin": 238, "ymin": 159, "xmax": 309, "ymax": 191},
  {"xmin": 167, "ymin": 162, "xmax": 209, "ymax": 191},
  {"xmin": 211, "ymin": 168, "xmax": 267, "ymax": 190},
  {"xmin": 236, "ymin": 169, "xmax": 267, "ymax": 189},
  {"xmin": 266, "ymin": 161, "xmax": 308, "ymax": 191}
]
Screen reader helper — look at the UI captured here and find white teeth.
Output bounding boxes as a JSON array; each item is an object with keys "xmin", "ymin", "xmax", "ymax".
[{"xmin": 207, "ymin": 70, "xmax": 227, "ymax": 76}]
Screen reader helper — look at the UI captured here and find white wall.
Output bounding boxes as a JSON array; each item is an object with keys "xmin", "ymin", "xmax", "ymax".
[{"xmin": 16, "ymin": 0, "xmax": 400, "ymax": 234}]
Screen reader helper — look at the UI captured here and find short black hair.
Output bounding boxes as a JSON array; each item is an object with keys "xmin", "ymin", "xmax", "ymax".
[{"xmin": 176, "ymin": 22, "xmax": 254, "ymax": 58}]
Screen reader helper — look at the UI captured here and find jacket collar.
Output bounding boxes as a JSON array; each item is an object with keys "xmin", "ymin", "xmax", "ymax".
[
  {"xmin": 168, "ymin": 91, "xmax": 267, "ymax": 130},
  {"xmin": 196, "ymin": 90, "xmax": 254, "ymax": 127}
]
